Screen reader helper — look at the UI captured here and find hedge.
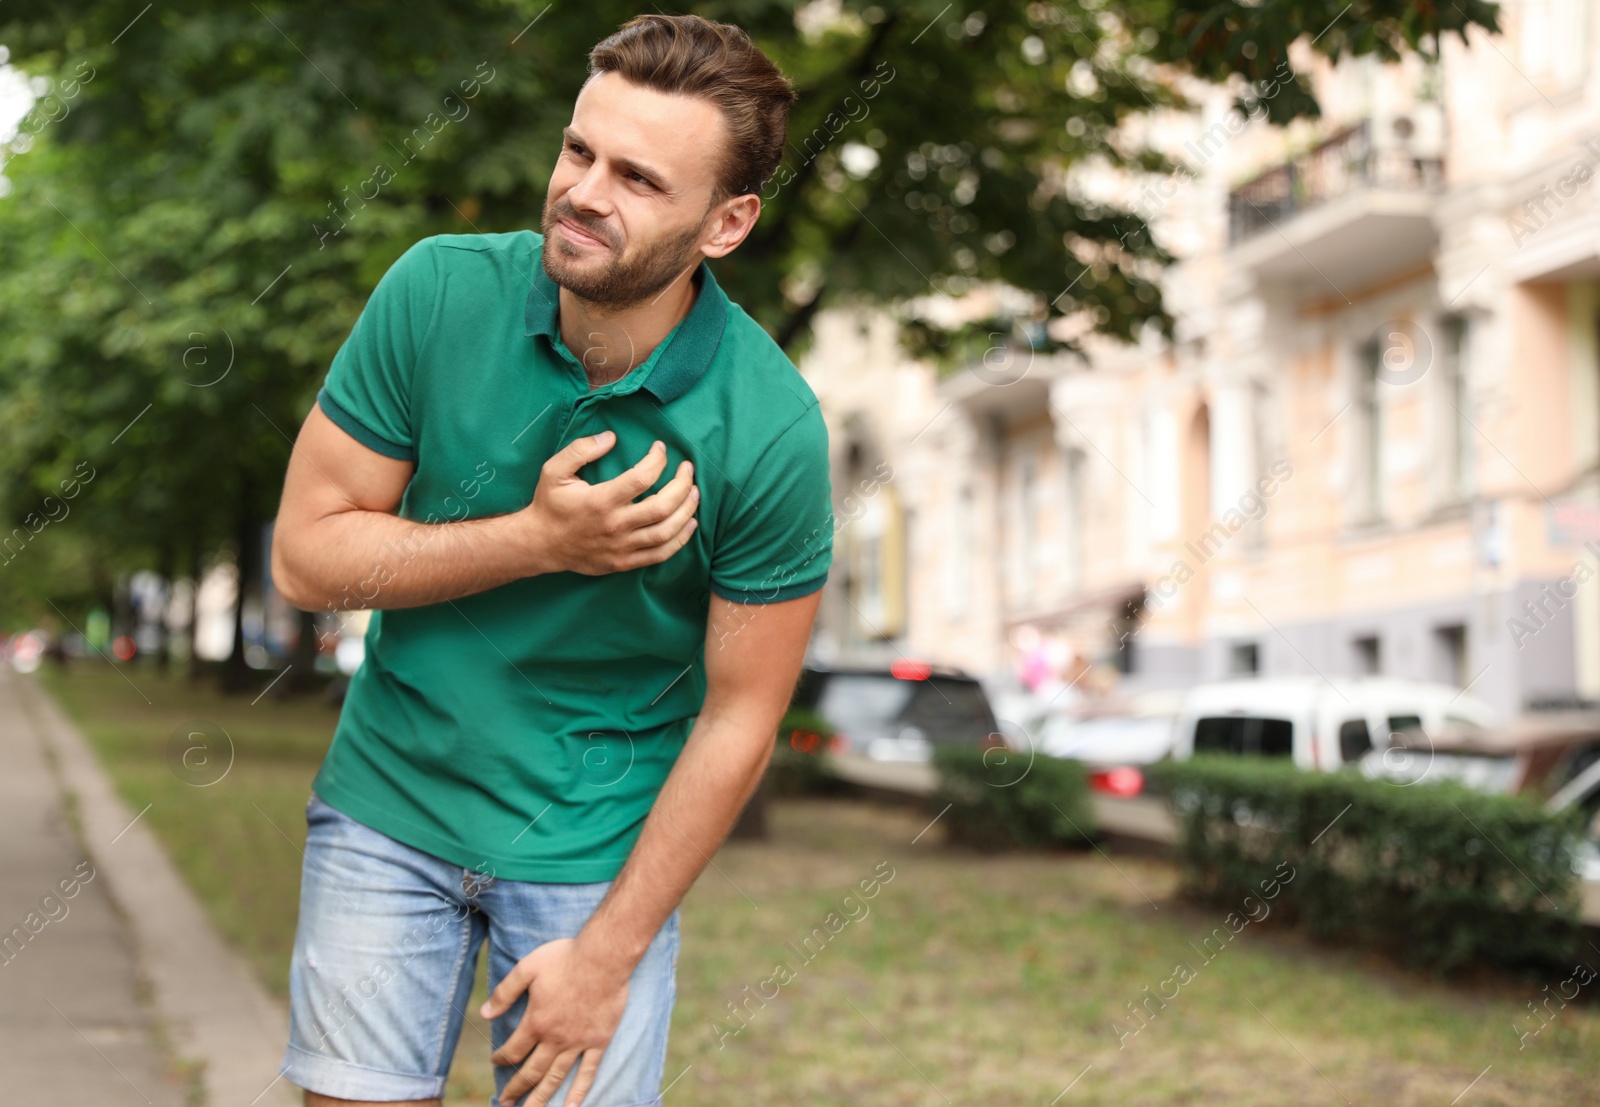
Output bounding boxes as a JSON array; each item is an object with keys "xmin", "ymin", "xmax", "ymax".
[
  {"xmin": 1150, "ymin": 755, "xmax": 1588, "ymax": 974},
  {"xmin": 768, "ymin": 708, "xmax": 843, "ymax": 797},
  {"xmin": 931, "ymin": 743, "xmax": 1097, "ymax": 850}
]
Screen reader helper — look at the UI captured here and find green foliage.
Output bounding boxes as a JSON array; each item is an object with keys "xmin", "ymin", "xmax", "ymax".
[
  {"xmin": 1151, "ymin": 755, "xmax": 1586, "ymax": 975},
  {"xmin": 932, "ymin": 743, "xmax": 1096, "ymax": 850},
  {"xmin": 0, "ymin": 1, "xmax": 1503, "ymax": 620},
  {"xmin": 1129, "ymin": 0, "xmax": 1500, "ymax": 124},
  {"xmin": 768, "ymin": 706, "xmax": 840, "ymax": 797}
]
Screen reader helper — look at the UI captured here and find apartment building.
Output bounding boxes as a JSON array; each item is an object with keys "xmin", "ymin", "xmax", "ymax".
[{"xmin": 799, "ymin": 1, "xmax": 1600, "ymax": 720}]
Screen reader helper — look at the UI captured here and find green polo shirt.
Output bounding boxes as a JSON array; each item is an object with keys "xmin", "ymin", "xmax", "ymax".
[{"xmin": 305, "ymin": 229, "xmax": 833, "ymax": 882}]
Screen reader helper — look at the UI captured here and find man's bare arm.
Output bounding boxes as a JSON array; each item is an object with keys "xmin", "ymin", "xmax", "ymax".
[
  {"xmin": 269, "ymin": 404, "xmax": 700, "ymax": 611},
  {"xmin": 482, "ymin": 588, "xmax": 823, "ymax": 1105},
  {"xmin": 570, "ymin": 589, "xmax": 822, "ymax": 965}
]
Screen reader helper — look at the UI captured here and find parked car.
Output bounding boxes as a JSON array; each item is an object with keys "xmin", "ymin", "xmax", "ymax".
[
  {"xmin": 790, "ymin": 660, "xmax": 1001, "ymax": 762},
  {"xmin": 1025, "ymin": 692, "xmax": 1181, "ymax": 797},
  {"xmin": 1362, "ymin": 713, "xmax": 1600, "ymax": 881},
  {"xmin": 1363, "ymin": 712, "xmax": 1600, "ymax": 798},
  {"xmin": 1170, "ymin": 676, "xmax": 1498, "ymax": 772}
]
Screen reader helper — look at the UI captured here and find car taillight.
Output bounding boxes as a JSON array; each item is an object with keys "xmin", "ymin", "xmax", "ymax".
[
  {"xmin": 889, "ymin": 658, "xmax": 932, "ymax": 680},
  {"xmin": 829, "ymin": 733, "xmax": 852, "ymax": 754},
  {"xmin": 789, "ymin": 728, "xmax": 823, "ymax": 754},
  {"xmin": 1088, "ymin": 766, "xmax": 1144, "ymax": 797}
]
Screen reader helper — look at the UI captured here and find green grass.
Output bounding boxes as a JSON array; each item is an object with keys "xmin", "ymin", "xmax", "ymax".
[{"xmin": 38, "ymin": 662, "xmax": 1600, "ymax": 1106}]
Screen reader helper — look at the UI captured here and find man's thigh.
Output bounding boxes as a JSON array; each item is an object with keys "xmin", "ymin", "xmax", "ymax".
[
  {"xmin": 482, "ymin": 879, "xmax": 681, "ymax": 1107},
  {"xmin": 282, "ymin": 793, "xmax": 487, "ymax": 1103}
]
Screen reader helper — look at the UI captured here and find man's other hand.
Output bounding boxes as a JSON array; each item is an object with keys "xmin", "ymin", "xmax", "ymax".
[{"xmin": 482, "ymin": 937, "xmax": 630, "ymax": 1106}]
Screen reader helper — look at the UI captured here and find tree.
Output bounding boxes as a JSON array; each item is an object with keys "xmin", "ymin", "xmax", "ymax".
[{"xmin": 0, "ymin": 0, "xmax": 1501, "ymax": 669}]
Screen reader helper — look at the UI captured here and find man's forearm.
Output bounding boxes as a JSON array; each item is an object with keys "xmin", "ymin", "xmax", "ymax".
[
  {"xmin": 574, "ymin": 706, "xmax": 772, "ymax": 975},
  {"xmin": 276, "ymin": 508, "xmax": 538, "ymax": 612}
]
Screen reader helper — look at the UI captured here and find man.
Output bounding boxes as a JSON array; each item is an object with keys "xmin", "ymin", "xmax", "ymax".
[{"xmin": 269, "ymin": 14, "xmax": 831, "ymax": 1107}]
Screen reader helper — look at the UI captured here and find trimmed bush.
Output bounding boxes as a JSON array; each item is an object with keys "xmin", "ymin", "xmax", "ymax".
[
  {"xmin": 932, "ymin": 743, "xmax": 1097, "ymax": 850},
  {"xmin": 768, "ymin": 708, "xmax": 842, "ymax": 797},
  {"xmin": 1150, "ymin": 755, "xmax": 1588, "ymax": 975}
]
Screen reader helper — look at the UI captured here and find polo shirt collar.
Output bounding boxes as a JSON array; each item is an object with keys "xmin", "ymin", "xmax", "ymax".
[{"xmin": 524, "ymin": 236, "xmax": 728, "ymax": 404}]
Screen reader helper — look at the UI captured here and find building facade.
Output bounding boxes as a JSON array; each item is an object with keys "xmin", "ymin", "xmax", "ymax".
[{"xmin": 800, "ymin": 2, "xmax": 1600, "ymax": 721}]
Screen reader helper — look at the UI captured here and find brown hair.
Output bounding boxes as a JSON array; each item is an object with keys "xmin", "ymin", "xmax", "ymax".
[{"xmin": 588, "ymin": 13, "xmax": 796, "ymax": 203}]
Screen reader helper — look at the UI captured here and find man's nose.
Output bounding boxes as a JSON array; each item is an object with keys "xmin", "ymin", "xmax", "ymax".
[{"xmin": 565, "ymin": 165, "xmax": 612, "ymax": 217}]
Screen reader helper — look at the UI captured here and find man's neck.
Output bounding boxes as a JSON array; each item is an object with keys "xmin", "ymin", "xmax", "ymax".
[{"xmin": 559, "ymin": 264, "xmax": 702, "ymax": 391}]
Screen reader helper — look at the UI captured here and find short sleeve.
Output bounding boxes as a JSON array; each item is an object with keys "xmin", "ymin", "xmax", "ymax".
[
  {"xmin": 710, "ymin": 404, "xmax": 834, "ymax": 604},
  {"xmin": 316, "ymin": 237, "xmax": 440, "ymax": 461}
]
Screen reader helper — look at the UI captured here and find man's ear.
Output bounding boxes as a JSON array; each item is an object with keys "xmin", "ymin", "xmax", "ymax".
[{"xmin": 702, "ymin": 194, "xmax": 761, "ymax": 259}]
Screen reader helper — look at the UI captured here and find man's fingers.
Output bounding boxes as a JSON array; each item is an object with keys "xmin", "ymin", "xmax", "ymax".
[
  {"xmin": 623, "ymin": 480, "xmax": 699, "ymax": 551},
  {"xmin": 615, "ymin": 516, "xmax": 698, "ymax": 572},
  {"xmin": 616, "ymin": 459, "xmax": 695, "ymax": 530},
  {"xmin": 500, "ymin": 1041, "xmax": 570, "ymax": 1106},
  {"xmin": 490, "ymin": 1014, "xmax": 539, "ymax": 1068},
  {"xmin": 482, "ymin": 962, "xmax": 535, "ymax": 1019},
  {"xmin": 527, "ymin": 1047, "xmax": 584, "ymax": 1107},
  {"xmin": 597, "ymin": 439, "xmax": 671, "ymax": 504},
  {"xmin": 542, "ymin": 430, "xmax": 618, "ymax": 481},
  {"xmin": 562, "ymin": 1050, "xmax": 604, "ymax": 1107}
]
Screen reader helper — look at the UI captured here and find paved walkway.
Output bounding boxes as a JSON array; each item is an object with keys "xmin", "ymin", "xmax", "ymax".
[
  {"xmin": 0, "ymin": 665, "xmax": 185, "ymax": 1104},
  {"xmin": 1, "ymin": 666, "xmax": 299, "ymax": 1107}
]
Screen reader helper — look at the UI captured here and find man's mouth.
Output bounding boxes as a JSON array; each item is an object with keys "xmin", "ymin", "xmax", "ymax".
[{"xmin": 557, "ymin": 218, "xmax": 608, "ymax": 249}]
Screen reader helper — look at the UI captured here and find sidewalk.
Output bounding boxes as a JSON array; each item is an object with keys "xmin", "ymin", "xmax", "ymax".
[
  {"xmin": 0, "ymin": 664, "xmax": 185, "ymax": 1104},
  {"xmin": 1, "ymin": 666, "xmax": 299, "ymax": 1107}
]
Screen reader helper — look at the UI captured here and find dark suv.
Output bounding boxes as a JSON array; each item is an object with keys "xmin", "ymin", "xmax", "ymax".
[{"xmin": 789, "ymin": 660, "xmax": 1002, "ymax": 762}]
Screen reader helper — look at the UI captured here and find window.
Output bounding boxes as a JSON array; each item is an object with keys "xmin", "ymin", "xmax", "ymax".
[
  {"xmin": 1353, "ymin": 338, "xmax": 1384, "ymax": 522},
  {"xmin": 1339, "ymin": 719, "xmax": 1373, "ymax": 763},
  {"xmin": 1518, "ymin": 0, "xmax": 1590, "ymax": 91},
  {"xmin": 1018, "ymin": 454, "xmax": 1039, "ymax": 599},
  {"xmin": 1544, "ymin": 740, "xmax": 1600, "ymax": 797},
  {"xmin": 1353, "ymin": 635, "xmax": 1381, "ymax": 675},
  {"xmin": 1247, "ymin": 382, "xmax": 1274, "ymax": 549},
  {"xmin": 1194, "ymin": 716, "xmax": 1294, "ymax": 757},
  {"xmin": 1437, "ymin": 317, "xmax": 1472, "ymax": 503},
  {"xmin": 811, "ymin": 673, "xmax": 998, "ymax": 744},
  {"xmin": 1386, "ymin": 715, "xmax": 1423, "ymax": 742},
  {"xmin": 1434, "ymin": 624, "xmax": 1467, "ymax": 687},
  {"xmin": 946, "ymin": 486, "xmax": 973, "ymax": 620},
  {"xmin": 1230, "ymin": 642, "xmax": 1260, "ymax": 675},
  {"xmin": 852, "ymin": 485, "xmax": 906, "ymax": 639},
  {"xmin": 1110, "ymin": 607, "xmax": 1138, "ymax": 674},
  {"xmin": 1063, "ymin": 448, "xmax": 1086, "ymax": 591}
]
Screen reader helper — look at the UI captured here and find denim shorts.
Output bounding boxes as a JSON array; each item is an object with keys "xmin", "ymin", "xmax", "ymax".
[{"xmin": 281, "ymin": 792, "xmax": 680, "ymax": 1106}]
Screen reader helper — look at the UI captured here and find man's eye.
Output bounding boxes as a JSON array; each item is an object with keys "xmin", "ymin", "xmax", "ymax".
[{"xmin": 629, "ymin": 172, "xmax": 655, "ymax": 188}]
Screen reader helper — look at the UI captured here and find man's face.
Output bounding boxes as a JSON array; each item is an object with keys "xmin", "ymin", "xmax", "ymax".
[{"xmin": 541, "ymin": 72, "xmax": 728, "ymax": 309}]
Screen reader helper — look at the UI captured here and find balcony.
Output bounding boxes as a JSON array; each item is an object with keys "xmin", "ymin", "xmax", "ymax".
[{"xmin": 1227, "ymin": 118, "xmax": 1445, "ymax": 296}]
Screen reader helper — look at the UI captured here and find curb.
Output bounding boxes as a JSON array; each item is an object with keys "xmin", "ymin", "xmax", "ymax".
[{"xmin": 15, "ymin": 670, "xmax": 300, "ymax": 1107}]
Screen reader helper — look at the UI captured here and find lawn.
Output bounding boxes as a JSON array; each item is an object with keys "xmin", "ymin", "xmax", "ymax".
[{"xmin": 38, "ymin": 661, "xmax": 1600, "ymax": 1106}]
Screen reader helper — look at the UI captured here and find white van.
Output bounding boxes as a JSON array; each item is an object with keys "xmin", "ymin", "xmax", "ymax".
[{"xmin": 1170, "ymin": 676, "xmax": 1498, "ymax": 772}]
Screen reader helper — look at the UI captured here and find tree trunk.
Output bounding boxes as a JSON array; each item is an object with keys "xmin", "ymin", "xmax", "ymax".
[
  {"xmin": 728, "ymin": 768, "xmax": 770, "ymax": 840},
  {"xmin": 284, "ymin": 607, "xmax": 322, "ymax": 694},
  {"xmin": 154, "ymin": 541, "xmax": 175, "ymax": 674},
  {"xmin": 111, "ymin": 572, "xmax": 134, "ymax": 651},
  {"xmin": 186, "ymin": 534, "xmax": 207, "ymax": 684},
  {"xmin": 772, "ymin": 214, "xmax": 871, "ymax": 354},
  {"xmin": 220, "ymin": 476, "xmax": 257, "ymax": 694}
]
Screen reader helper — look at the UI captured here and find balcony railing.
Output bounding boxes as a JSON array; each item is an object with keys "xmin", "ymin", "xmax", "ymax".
[{"xmin": 1227, "ymin": 119, "xmax": 1444, "ymax": 246}]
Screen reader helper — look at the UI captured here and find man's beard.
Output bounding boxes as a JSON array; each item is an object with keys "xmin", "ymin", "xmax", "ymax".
[{"xmin": 540, "ymin": 200, "xmax": 707, "ymax": 311}]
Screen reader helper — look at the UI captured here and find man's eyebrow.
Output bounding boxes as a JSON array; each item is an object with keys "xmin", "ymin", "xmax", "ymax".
[{"xmin": 562, "ymin": 127, "xmax": 674, "ymax": 191}]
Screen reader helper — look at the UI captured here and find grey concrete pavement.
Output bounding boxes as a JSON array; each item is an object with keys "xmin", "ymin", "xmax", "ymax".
[
  {"xmin": 0, "ymin": 665, "xmax": 186, "ymax": 1105},
  {"xmin": 4, "ymin": 666, "xmax": 299, "ymax": 1107}
]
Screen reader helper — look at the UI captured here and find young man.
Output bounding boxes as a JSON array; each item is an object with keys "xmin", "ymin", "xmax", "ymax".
[{"xmin": 269, "ymin": 14, "xmax": 831, "ymax": 1107}]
